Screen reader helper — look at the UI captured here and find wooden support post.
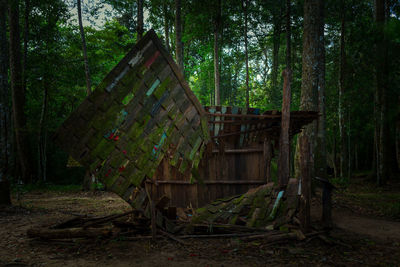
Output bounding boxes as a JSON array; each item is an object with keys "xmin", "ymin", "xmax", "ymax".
[
  {"xmin": 299, "ymin": 135, "xmax": 311, "ymax": 233},
  {"xmin": 145, "ymin": 182, "xmax": 157, "ymax": 241},
  {"xmin": 278, "ymin": 68, "xmax": 292, "ymax": 188},
  {"xmin": 314, "ymin": 176, "xmax": 335, "ymax": 229},
  {"xmin": 264, "ymin": 138, "xmax": 272, "ymax": 183}
]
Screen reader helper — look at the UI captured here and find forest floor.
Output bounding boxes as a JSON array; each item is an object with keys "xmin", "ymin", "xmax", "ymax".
[{"xmin": 1, "ymin": 175, "xmax": 400, "ymax": 267}]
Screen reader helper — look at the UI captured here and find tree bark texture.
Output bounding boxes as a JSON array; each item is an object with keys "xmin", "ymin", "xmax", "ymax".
[
  {"xmin": 270, "ymin": 9, "xmax": 282, "ymax": 108},
  {"xmin": 163, "ymin": 2, "xmax": 170, "ymax": 52},
  {"xmin": 278, "ymin": 69, "xmax": 292, "ymax": 188},
  {"xmin": 315, "ymin": 0, "xmax": 326, "ymax": 179},
  {"xmin": 9, "ymin": 0, "xmax": 33, "ymax": 183},
  {"xmin": 0, "ymin": 0, "xmax": 10, "ymax": 205},
  {"xmin": 285, "ymin": 0, "xmax": 291, "ymax": 69},
  {"xmin": 338, "ymin": 1, "xmax": 348, "ymax": 179},
  {"xmin": 243, "ymin": 0, "xmax": 249, "ymax": 109},
  {"xmin": 397, "ymin": 96, "xmax": 400, "ymax": 171},
  {"xmin": 213, "ymin": 0, "xmax": 221, "ymax": 106},
  {"xmin": 77, "ymin": 0, "xmax": 91, "ymax": 96},
  {"xmin": 137, "ymin": 0, "xmax": 144, "ymax": 42},
  {"xmin": 374, "ymin": 0, "xmax": 389, "ymax": 185},
  {"xmin": 298, "ymin": 0, "xmax": 321, "ymax": 232},
  {"xmin": 174, "ymin": 0, "xmax": 184, "ymax": 72},
  {"xmin": 22, "ymin": 0, "xmax": 29, "ymax": 94},
  {"xmin": 37, "ymin": 80, "xmax": 48, "ymax": 182}
]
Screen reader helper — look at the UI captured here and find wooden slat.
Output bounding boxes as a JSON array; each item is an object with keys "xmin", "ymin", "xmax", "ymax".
[
  {"xmin": 153, "ymin": 180, "xmax": 266, "ymax": 185},
  {"xmin": 211, "ymin": 148, "xmax": 263, "ymax": 154},
  {"xmin": 147, "ymin": 30, "xmax": 206, "ymax": 116}
]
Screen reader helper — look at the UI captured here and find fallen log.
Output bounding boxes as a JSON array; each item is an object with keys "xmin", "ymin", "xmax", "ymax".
[
  {"xmin": 191, "ymin": 223, "xmax": 276, "ymax": 233},
  {"xmin": 27, "ymin": 227, "xmax": 112, "ymax": 239},
  {"xmin": 83, "ymin": 210, "xmax": 136, "ymax": 228}
]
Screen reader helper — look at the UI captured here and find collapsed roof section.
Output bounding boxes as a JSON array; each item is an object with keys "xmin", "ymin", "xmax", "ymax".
[
  {"xmin": 205, "ymin": 106, "xmax": 318, "ymax": 147},
  {"xmin": 54, "ymin": 30, "xmax": 210, "ymax": 205}
]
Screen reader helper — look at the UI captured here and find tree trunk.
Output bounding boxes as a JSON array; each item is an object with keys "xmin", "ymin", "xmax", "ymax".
[
  {"xmin": 278, "ymin": 0, "xmax": 292, "ymax": 188},
  {"xmin": 77, "ymin": 0, "xmax": 91, "ymax": 96},
  {"xmin": 298, "ymin": 0, "xmax": 321, "ymax": 232},
  {"xmin": 278, "ymin": 69, "xmax": 292, "ymax": 188},
  {"xmin": 285, "ymin": 0, "xmax": 291, "ymax": 69},
  {"xmin": 347, "ymin": 110, "xmax": 351, "ymax": 178},
  {"xmin": 78, "ymin": 0, "xmax": 94, "ymax": 190},
  {"xmin": 22, "ymin": 0, "xmax": 29, "ymax": 94},
  {"xmin": 163, "ymin": 2, "xmax": 170, "ymax": 52},
  {"xmin": 0, "ymin": 0, "xmax": 11, "ymax": 205},
  {"xmin": 338, "ymin": 1, "xmax": 348, "ymax": 178},
  {"xmin": 270, "ymin": 11, "xmax": 282, "ymax": 108},
  {"xmin": 213, "ymin": 0, "xmax": 221, "ymax": 106},
  {"xmin": 174, "ymin": 0, "xmax": 184, "ymax": 72},
  {"xmin": 9, "ymin": 0, "xmax": 33, "ymax": 184},
  {"xmin": 315, "ymin": 0, "xmax": 326, "ymax": 179},
  {"xmin": 137, "ymin": 0, "xmax": 144, "ymax": 42},
  {"xmin": 243, "ymin": 0, "xmax": 249, "ymax": 109},
  {"xmin": 397, "ymin": 96, "xmax": 400, "ymax": 171},
  {"xmin": 374, "ymin": 0, "xmax": 389, "ymax": 186},
  {"xmin": 37, "ymin": 80, "xmax": 48, "ymax": 183}
]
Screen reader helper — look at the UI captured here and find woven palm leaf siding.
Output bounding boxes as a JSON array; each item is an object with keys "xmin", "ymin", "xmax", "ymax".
[{"xmin": 53, "ymin": 30, "xmax": 209, "ymax": 212}]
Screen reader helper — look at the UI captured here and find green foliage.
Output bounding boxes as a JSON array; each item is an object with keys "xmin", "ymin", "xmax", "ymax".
[{"xmin": 5, "ymin": 0, "xmax": 399, "ymax": 185}]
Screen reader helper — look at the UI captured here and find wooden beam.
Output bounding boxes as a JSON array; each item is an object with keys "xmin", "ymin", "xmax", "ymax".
[
  {"xmin": 206, "ymin": 113, "xmax": 281, "ymax": 119},
  {"xmin": 152, "ymin": 180, "xmax": 266, "ymax": 185},
  {"xmin": 211, "ymin": 148, "xmax": 263, "ymax": 154}
]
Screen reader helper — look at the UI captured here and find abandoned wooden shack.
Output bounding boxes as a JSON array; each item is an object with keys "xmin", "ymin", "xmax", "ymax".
[
  {"xmin": 152, "ymin": 106, "xmax": 318, "ymax": 208},
  {"xmin": 54, "ymin": 29, "xmax": 318, "ymax": 232}
]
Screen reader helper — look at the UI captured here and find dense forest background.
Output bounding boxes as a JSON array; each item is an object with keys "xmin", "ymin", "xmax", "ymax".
[{"xmin": 0, "ymin": 0, "xmax": 399, "ymax": 191}]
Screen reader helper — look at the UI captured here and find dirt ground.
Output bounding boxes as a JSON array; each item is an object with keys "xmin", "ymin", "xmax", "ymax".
[{"xmin": 1, "ymin": 185, "xmax": 400, "ymax": 267}]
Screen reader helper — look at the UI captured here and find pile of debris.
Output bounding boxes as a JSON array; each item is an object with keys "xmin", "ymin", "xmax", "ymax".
[
  {"xmin": 27, "ymin": 179, "xmax": 323, "ymax": 245},
  {"xmin": 189, "ymin": 178, "xmax": 299, "ymax": 231}
]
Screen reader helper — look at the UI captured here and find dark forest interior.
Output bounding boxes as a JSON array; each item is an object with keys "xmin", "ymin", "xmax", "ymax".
[{"xmin": 0, "ymin": 0, "xmax": 399, "ymax": 266}]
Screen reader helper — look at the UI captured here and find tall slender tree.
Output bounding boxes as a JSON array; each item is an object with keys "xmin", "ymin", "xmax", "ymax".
[
  {"xmin": 285, "ymin": 0, "xmax": 291, "ymax": 69},
  {"xmin": 315, "ymin": 0, "xmax": 326, "ymax": 179},
  {"xmin": 243, "ymin": 0, "xmax": 249, "ymax": 108},
  {"xmin": 22, "ymin": 0, "xmax": 30, "ymax": 94},
  {"xmin": 78, "ymin": 0, "xmax": 94, "ymax": 189},
  {"xmin": 9, "ymin": 0, "xmax": 33, "ymax": 183},
  {"xmin": 0, "ymin": 0, "xmax": 11, "ymax": 204},
  {"xmin": 270, "ymin": 3, "xmax": 283, "ymax": 108},
  {"xmin": 298, "ymin": 0, "xmax": 322, "ymax": 232},
  {"xmin": 338, "ymin": 0, "xmax": 347, "ymax": 178},
  {"xmin": 163, "ymin": 1, "xmax": 170, "ymax": 52},
  {"xmin": 174, "ymin": 0, "xmax": 184, "ymax": 72},
  {"xmin": 137, "ymin": 0, "xmax": 144, "ymax": 41},
  {"xmin": 77, "ymin": 0, "xmax": 91, "ymax": 96},
  {"xmin": 374, "ymin": 0, "xmax": 389, "ymax": 185},
  {"xmin": 213, "ymin": 0, "xmax": 221, "ymax": 105},
  {"xmin": 278, "ymin": 0, "xmax": 292, "ymax": 188}
]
